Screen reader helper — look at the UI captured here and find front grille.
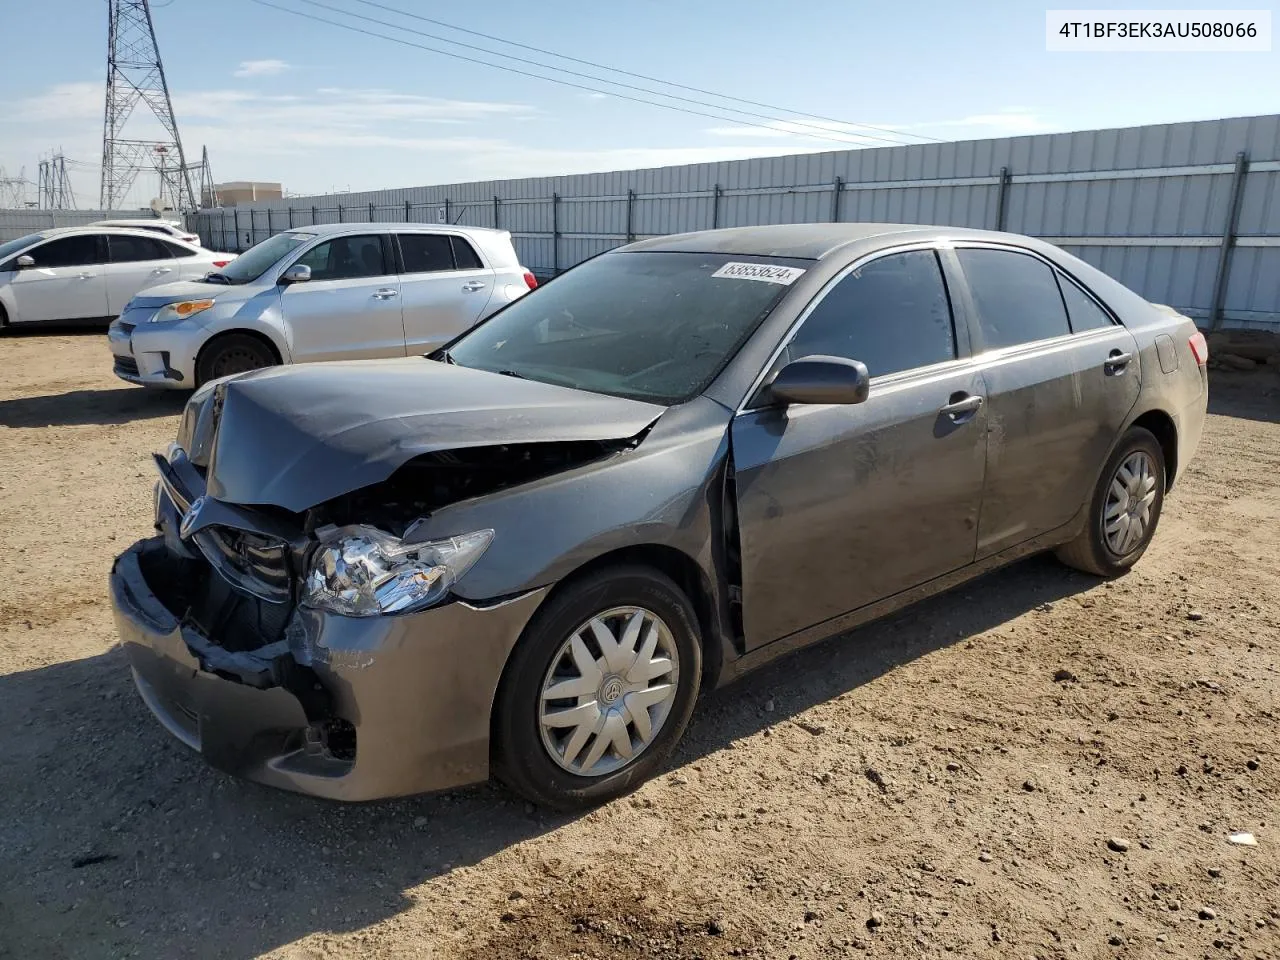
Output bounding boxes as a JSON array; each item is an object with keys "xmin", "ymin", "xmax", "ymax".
[{"xmin": 114, "ymin": 355, "xmax": 139, "ymax": 378}]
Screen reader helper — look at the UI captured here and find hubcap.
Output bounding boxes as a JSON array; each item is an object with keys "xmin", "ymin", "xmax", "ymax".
[
  {"xmin": 1103, "ymin": 451, "xmax": 1158, "ymax": 556},
  {"xmin": 538, "ymin": 605, "xmax": 680, "ymax": 777}
]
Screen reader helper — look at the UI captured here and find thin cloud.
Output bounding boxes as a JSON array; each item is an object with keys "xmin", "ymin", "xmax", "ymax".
[{"xmin": 234, "ymin": 59, "xmax": 291, "ymax": 78}]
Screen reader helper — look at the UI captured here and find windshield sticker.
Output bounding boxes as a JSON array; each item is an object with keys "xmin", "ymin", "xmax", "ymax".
[{"xmin": 711, "ymin": 262, "xmax": 806, "ymax": 285}]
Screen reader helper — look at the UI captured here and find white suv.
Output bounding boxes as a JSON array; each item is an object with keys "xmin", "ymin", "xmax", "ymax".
[
  {"xmin": 108, "ymin": 223, "xmax": 538, "ymax": 388},
  {"xmin": 0, "ymin": 227, "xmax": 234, "ymax": 328},
  {"xmin": 89, "ymin": 218, "xmax": 202, "ymax": 245}
]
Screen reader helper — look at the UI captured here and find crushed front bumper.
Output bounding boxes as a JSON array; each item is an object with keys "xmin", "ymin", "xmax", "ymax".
[{"xmin": 111, "ymin": 537, "xmax": 546, "ymax": 801}]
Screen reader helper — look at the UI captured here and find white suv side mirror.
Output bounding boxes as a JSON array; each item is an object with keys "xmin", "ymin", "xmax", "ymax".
[{"xmin": 279, "ymin": 264, "xmax": 311, "ymax": 285}]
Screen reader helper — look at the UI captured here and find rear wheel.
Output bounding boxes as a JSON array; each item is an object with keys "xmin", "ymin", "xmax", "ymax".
[
  {"xmin": 196, "ymin": 333, "xmax": 277, "ymax": 386},
  {"xmin": 1056, "ymin": 426, "xmax": 1166, "ymax": 577},
  {"xmin": 493, "ymin": 566, "xmax": 702, "ymax": 810}
]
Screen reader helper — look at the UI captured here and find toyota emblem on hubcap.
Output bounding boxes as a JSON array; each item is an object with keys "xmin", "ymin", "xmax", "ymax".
[{"xmin": 601, "ymin": 677, "xmax": 624, "ymax": 704}]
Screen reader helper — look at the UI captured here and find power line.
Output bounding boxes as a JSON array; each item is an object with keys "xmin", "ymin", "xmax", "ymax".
[
  {"xmin": 352, "ymin": 0, "xmax": 942, "ymax": 145},
  {"xmin": 249, "ymin": 0, "xmax": 913, "ymax": 148},
  {"xmin": 295, "ymin": 0, "xmax": 928, "ymax": 147}
]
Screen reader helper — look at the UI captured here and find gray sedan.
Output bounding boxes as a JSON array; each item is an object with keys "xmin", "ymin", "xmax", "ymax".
[{"xmin": 109, "ymin": 223, "xmax": 1209, "ymax": 809}]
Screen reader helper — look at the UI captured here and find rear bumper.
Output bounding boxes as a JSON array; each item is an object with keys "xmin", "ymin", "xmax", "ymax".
[{"xmin": 111, "ymin": 537, "xmax": 546, "ymax": 801}]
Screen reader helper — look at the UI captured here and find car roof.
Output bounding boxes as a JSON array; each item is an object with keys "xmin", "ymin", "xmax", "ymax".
[
  {"xmin": 90, "ymin": 218, "xmax": 184, "ymax": 228},
  {"xmin": 621, "ymin": 223, "xmax": 1045, "ymax": 260},
  {"xmin": 31, "ymin": 225, "xmax": 192, "ymax": 241},
  {"xmin": 277, "ymin": 221, "xmax": 511, "ymax": 239}
]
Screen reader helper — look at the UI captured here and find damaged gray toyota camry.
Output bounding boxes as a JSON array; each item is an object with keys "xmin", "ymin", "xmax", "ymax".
[{"xmin": 110, "ymin": 223, "xmax": 1208, "ymax": 809}]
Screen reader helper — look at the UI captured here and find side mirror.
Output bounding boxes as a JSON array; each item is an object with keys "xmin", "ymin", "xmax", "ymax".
[
  {"xmin": 767, "ymin": 355, "xmax": 870, "ymax": 406},
  {"xmin": 279, "ymin": 263, "xmax": 311, "ymax": 285},
  {"xmin": 15, "ymin": 254, "xmax": 35, "ymax": 270}
]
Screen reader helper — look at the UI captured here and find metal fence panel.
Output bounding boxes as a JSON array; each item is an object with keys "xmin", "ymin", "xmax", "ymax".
[{"xmin": 181, "ymin": 114, "xmax": 1280, "ymax": 329}]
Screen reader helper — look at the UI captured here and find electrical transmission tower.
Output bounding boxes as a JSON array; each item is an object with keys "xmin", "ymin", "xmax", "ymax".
[
  {"xmin": 38, "ymin": 152, "xmax": 76, "ymax": 210},
  {"xmin": 196, "ymin": 145, "xmax": 220, "ymax": 208},
  {"xmin": 0, "ymin": 167, "xmax": 30, "ymax": 209},
  {"xmin": 100, "ymin": 0, "xmax": 196, "ymax": 210}
]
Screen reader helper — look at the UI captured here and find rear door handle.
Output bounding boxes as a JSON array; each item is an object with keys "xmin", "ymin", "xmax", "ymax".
[
  {"xmin": 461, "ymin": 280, "xmax": 487, "ymax": 292},
  {"xmin": 1105, "ymin": 350, "xmax": 1133, "ymax": 374},
  {"xmin": 77, "ymin": 273, "xmax": 95, "ymax": 280},
  {"xmin": 372, "ymin": 288, "xmax": 399, "ymax": 300},
  {"xmin": 940, "ymin": 394, "xmax": 984, "ymax": 421}
]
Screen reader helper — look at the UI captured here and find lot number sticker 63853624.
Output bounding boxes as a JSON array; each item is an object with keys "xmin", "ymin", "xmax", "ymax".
[{"xmin": 711, "ymin": 262, "xmax": 806, "ymax": 285}]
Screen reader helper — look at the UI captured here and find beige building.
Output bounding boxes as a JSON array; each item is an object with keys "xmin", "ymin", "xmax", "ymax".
[{"xmin": 208, "ymin": 181, "xmax": 283, "ymax": 207}]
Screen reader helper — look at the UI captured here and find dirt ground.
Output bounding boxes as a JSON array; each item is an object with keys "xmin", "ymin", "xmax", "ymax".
[{"xmin": 1, "ymin": 331, "xmax": 1277, "ymax": 960}]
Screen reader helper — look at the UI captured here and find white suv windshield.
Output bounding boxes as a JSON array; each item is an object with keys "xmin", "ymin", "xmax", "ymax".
[
  {"xmin": 205, "ymin": 232, "xmax": 314, "ymax": 285},
  {"xmin": 445, "ymin": 251, "xmax": 806, "ymax": 405}
]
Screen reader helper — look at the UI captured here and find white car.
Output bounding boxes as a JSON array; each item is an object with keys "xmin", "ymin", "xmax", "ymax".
[
  {"xmin": 89, "ymin": 218, "xmax": 201, "ymax": 245},
  {"xmin": 0, "ymin": 227, "xmax": 235, "ymax": 328},
  {"xmin": 107, "ymin": 223, "xmax": 538, "ymax": 388}
]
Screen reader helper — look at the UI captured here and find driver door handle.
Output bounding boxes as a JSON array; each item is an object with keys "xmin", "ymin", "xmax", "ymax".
[
  {"xmin": 77, "ymin": 273, "xmax": 95, "ymax": 280},
  {"xmin": 461, "ymin": 280, "xmax": 487, "ymax": 292},
  {"xmin": 372, "ymin": 288, "xmax": 399, "ymax": 300},
  {"xmin": 940, "ymin": 393, "xmax": 984, "ymax": 422}
]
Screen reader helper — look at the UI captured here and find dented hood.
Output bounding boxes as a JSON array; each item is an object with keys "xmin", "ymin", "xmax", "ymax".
[{"xmin": 196, "ymin": 358, "xmax": 665, "ymax": 512}]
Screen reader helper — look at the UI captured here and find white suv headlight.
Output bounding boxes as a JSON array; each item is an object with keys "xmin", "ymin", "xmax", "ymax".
[{"xmin": 302, "ymin": 525, "xmax": 494, "ymax": 616}]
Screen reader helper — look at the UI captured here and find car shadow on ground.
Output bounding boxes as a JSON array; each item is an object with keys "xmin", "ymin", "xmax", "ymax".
[
  {"xmin": 0, "ymin": 387, "xmax": 187, "ymax": 427},
  {"xmin": 1208, "ymin": 369, "xmax": 1280, "ymax": 425},
  {"xmin": 0, "ymin": 553, "xmax": 1094, "ymax": 959}
]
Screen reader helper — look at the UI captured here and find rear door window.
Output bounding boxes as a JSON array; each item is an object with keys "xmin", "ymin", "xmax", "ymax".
[
  {"xmin": 108, "ymin": 234, "xmax": 173, "ymax": 263},
  {"xmin": 159, "ymin": 239, "xmax": 199, "ymax": 259},
  {"xmin": 1057, "ymin": 273, "xmax": 1115, "ymax": 333},
  {"xmin": 786, "ymin": 249, "xmax": 956, "ymax": 378},
  {"xmin": 294, "ymin": 235, "xmax": 388, "ymax": 281},
  {"xmin": 956, "ymin": 248, "xmax": 1071, "ymax": 349},
  {"xmin": 397, "ymin": 234, "xmax": 454, "ymax": 274},
  {"xmin": 450, "ymin": 236, "xmax": 483, "ymax": 270}
]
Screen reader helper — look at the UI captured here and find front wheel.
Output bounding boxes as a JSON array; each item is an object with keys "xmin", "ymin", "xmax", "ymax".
[
  {"xmin": 492, "ymin": 566, "xmax": 702, "ymax": 810},
  {"xmin": 1056, "ymin": 426, "xmax": 1166, "ymax": 577},
  {"xmin": 195, "ymin": 333, "xmax": 277, "ymax": 386}
]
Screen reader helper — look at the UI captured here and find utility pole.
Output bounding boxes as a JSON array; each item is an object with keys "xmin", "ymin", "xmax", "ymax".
[{"xmin": 101, "ymin": 0, "xmax": 196, "ymax": 210}]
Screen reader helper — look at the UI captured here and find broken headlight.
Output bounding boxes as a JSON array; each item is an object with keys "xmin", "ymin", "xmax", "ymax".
[{"xmin": 302, "ymin": 526, "xmax": 494, "ymax": 617}]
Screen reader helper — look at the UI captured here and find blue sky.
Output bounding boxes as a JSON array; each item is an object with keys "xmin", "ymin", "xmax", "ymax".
[{"xmin": 1, "ymin": 0, "xmax": 1276, "ymax": 208}]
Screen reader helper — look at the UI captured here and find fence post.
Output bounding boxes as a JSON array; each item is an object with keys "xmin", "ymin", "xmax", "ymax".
[
  {"xmin": 444, "ymin": 198, "xmax": 452, "ymax": 224},
  {"xmin": 1210, "ymin": 151, "xmax": 1249, "ymax": 331},
  {"xmin": 311, "ymin": 205, "xmax": 317, "ymax": 225},
  {"xmin": 337, "ymin": 204, "xmax": 344, "ymax": 223},
  {"xmin": 712, "ymin": 184, "xmax": 722, "ymax": 229},
  {"xmin": 493, "ymin": 195, "xmax": 500, "ymax": 229},
  {"xmin": 233, "ymin": 208, "xmax": 240, "ymax": 251},
  {"xmin": 266, "ymin": 208, "xmax": 273, "ymax": 235},
  {"xmin": 368, "ymin": 201, "xmax": 374, "ymax": 221},
  {"xmin": 994, "ymin": 166, "xmax": 1012, "ymax": 231},
  {"xmin": 831, "ymin": 176, "xmax": 844, "ymax": 223},
  {"xmin": 404, "ymin": 200, "xmax": 411, "ymax": 221},
  {"xmin": 626, "ymin": 189, "xmax": 635, "ymax": 243},
  {"xmin": 552, "ymin": 192, "xmax": 560, "ymax": 275},
  {"xmin": 288, "ymin": 207, "xmax": 294, "ymax": 228}
]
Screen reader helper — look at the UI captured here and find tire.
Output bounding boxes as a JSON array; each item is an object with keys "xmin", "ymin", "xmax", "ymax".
[
  {"xmin": 493, "ymin": 565, "xmax": 703, "ymax": 810},
  {"xmin": 1056, "ymin": 426, "xmax": 1166, "ymax": 577},
  {"xmin": 0, "ymin": 302, "xmax": 9, "ymax": 328},
  {"xmin": 195, "ymin": 333, "xmax": 277, "ymax": 386}
]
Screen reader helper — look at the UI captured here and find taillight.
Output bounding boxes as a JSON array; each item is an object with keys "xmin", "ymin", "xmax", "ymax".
[
  {"xmin": 522, "ymin": 270, "xmax": 538, "ymax": 290},
  {"xmin": 1188, "ymin": 331, "xmax": 1209, "ymax": 365},
  {"xmin": 211, "ymin": 260, "xmax": 231, "ymax": 268}
]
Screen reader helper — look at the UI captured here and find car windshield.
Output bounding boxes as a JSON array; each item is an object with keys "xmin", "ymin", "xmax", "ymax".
[
  {"xmin": 445, "ymin": 251, "xmax": 806, "ymax": 405},
  {"xmin": 206, "ymin": 231, "xmax": 314, "ymax": 284},
  {"xmin": 0, "ymin": 233, "xmax": 41, "ymax": 263}
]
